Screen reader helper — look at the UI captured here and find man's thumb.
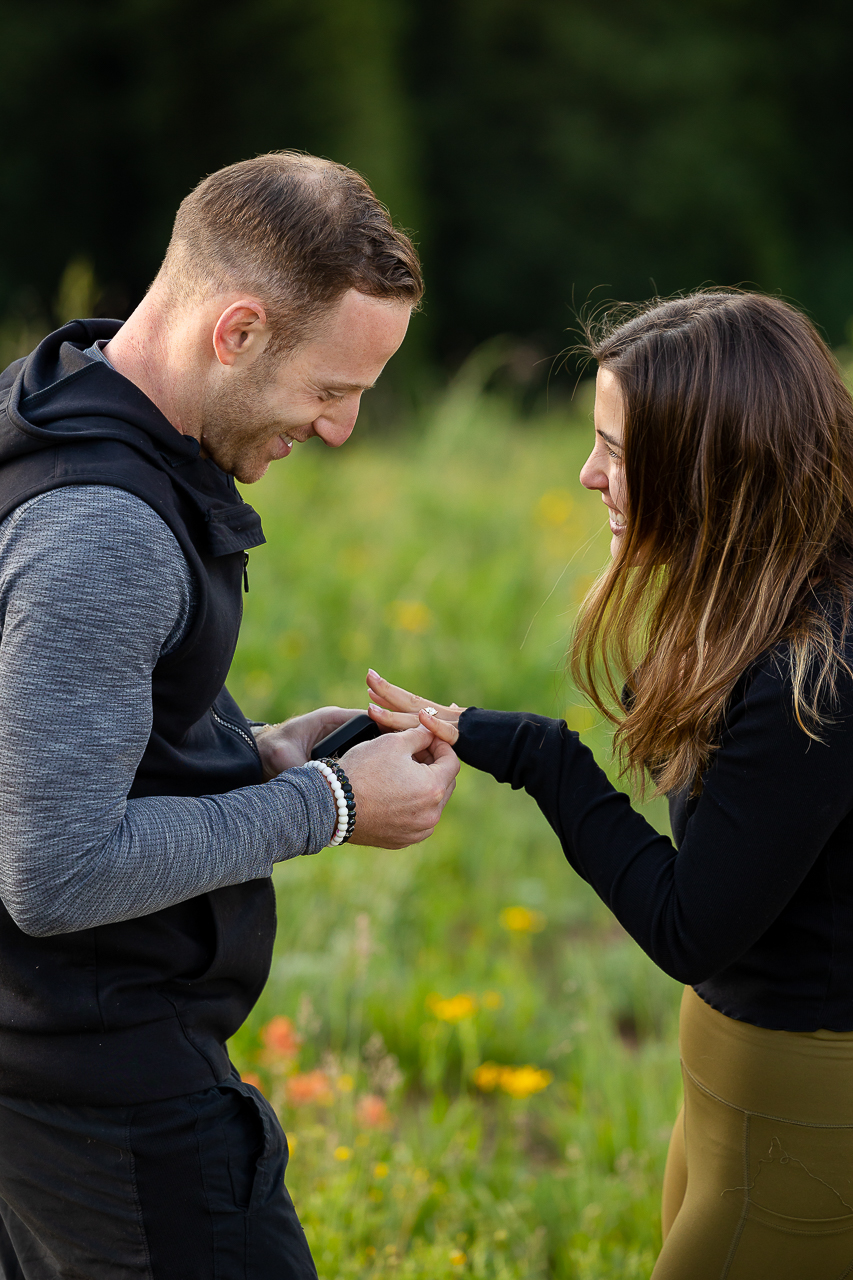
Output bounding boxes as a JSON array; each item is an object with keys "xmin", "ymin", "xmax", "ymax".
[{"xmin": 397, "ymin": 724, "xmax": 435, "ymax": 754}]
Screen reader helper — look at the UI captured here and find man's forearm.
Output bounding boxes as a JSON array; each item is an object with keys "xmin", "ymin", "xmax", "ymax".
[
  {"xmin": 0, "ymin": 485, "xmax": 335, "ymax": 938},
  {"xmin": 5, "ymin": 767, "xmax": 335, "ymax": 937}
]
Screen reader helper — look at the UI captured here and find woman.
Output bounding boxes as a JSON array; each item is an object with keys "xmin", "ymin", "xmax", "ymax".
[{"xmin": 363, "ymin": 291, "xmax": 853, "ymax": 1277}]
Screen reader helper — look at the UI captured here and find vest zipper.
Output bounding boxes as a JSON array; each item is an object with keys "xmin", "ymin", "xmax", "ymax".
[
  {"xmin": 212, "ymin": 708, "xmax": 260, "ymax": 757},
  {"xmin": 243, "ymin": 553, "xmax": 250, "ymax": 593}
]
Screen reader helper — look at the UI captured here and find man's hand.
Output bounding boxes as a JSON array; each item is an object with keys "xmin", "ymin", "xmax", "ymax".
[
  {"xmin": 341, "ymin": 725, "xmax": 460, "ymax": 849},
  {"xmin": 253, "ymin": 707, "xmax": 364, "ymax": 781}
]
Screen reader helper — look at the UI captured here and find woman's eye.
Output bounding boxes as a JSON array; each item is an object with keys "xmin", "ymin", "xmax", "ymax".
[{"xmin": 608, "ymin": 449, "xmax": 622, "ymax": 461}]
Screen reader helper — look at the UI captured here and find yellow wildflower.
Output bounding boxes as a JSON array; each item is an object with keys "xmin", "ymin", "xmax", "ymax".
[
  {"xmin": 500, "ymin": 1065, "xmax": 553, "ymax": 1098},
  {"xmin": 425, "ymin": 992, "xmax": 478, "ymax": 1022},
  {"xmin": 499, "ymin": 905, "xmax": 546, "ymax": 933},
  {"xmin": 472, "ymin": 1062, "xmax": 553, "ymax": 1098},
  {"xmin": 387, "ymin": 600, "xmax": 432, "ymax": 633},
  {"xmin": 471, "ymin": 1061, "xmax": 504, "ymax": 1092},
  {"xmin": 535, "ymin": 488, "xmax": 574, "ymax": 527},
  {"xmin": 333, "ymin": 1146, "xmax": 352, "ymax": 1161}
]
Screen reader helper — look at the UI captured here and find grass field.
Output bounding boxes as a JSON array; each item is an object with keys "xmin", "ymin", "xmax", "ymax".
[{"xmin": 226, "ymin": 362, "xmax": 682, "ymax": 1279}]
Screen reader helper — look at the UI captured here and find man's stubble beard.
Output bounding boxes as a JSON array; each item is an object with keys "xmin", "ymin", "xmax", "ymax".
[{"xmin": 199, "ymin": 361, "xmax": 284, "ymax": 485}]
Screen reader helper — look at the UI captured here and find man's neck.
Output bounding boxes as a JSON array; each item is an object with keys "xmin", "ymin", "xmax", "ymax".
[{"xmin": 103, "ymin": 289, "xmax": 205, "ymax": 441}]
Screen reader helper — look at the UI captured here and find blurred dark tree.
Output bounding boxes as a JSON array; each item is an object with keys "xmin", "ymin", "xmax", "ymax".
[
  {"xmin": 0, "ymin": 0, "xmax": 850, "ymax": 363},
  {"xmin": 412, "ymin": 0, "xmax": 853, "ymax": 359}
]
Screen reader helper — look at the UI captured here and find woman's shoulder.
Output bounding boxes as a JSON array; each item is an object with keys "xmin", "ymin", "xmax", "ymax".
[{"xmin": 741, "ymin": 593, "xmax": 853, "ymax": 723}]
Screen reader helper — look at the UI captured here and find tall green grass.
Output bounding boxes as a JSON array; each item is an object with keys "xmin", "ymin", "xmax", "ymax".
[{"xmin": 227, "ymin": 364, "xmax": 681, "ymax": 1279}]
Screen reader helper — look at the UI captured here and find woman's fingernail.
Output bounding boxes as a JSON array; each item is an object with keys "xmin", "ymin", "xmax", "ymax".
[
  {"xmin": 368, "ymin": 669, "xmax": 381, "ymax": 680},
  {"xmin": 369, "ymin": 702, "xmax": 385, "ymax": 714}
]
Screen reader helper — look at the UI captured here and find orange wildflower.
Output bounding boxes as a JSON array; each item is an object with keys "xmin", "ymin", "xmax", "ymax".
[
  {"xmin": 355, "ymin": 1093, "xmax": 392, "ymax": 1130},
  {"xmin": 261, "ymin": 1015, "xmax": 302, "ymax": 1061},
  {"xmin": 286, "ymin": 1070, "xmax": 334, "ymax": 1106}
]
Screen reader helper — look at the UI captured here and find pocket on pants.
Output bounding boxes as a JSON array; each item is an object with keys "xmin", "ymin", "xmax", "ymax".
[
  {"xmin": 724, "ymin": 1115, "xmax": 853, "ymax": 1280},
  {"xmin": 745, "ymin": 1116, "xmax": 853, "ymax": 1226},
  {"xmin": 198, "ymin": 1078, "xmax": 289, "ymax": 1218}
]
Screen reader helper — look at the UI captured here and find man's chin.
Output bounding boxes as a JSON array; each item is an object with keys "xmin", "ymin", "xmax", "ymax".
[{"xmin": 232, "ymin": 458, "xmax": 272, "ymax": 485}]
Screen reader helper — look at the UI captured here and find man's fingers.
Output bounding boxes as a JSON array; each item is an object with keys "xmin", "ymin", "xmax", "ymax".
[
  {"xmin": 427, "ymin": 740, "xmax": 461, "ymax": 787},
  {"xmin": 315, "ymin": 707, "xmax": 366, "ymax": 735},
  {"xmin": 397, "ymin": 723, "xmax": 437, "ymax": 753},
  {"xmin": 419, "ymin": 710, "xmax": 459, "ymax": 746}
]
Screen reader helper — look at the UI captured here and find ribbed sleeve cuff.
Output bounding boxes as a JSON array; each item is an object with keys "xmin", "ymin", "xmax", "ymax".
[{"xmin": 268, "ymin": 765, "xmax": 338, "ymax": 856}]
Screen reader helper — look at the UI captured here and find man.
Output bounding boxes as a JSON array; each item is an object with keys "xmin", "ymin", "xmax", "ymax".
[{"xmin": 0, "ymin": 152, "xmax": 458, "ymax": 1278}]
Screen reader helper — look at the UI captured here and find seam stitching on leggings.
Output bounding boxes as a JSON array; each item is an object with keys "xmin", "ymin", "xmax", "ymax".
[
  {"xmin": 681, "ymin": 1061, "xmax": 853, "ymax": 1128},
  {"xmin": 736, "ymin": 1223, "xmax": 853, "ymax": 1237},
  {"xmin": 720, "ymin": 1110, "xmax": 751, "ymax": 1279}
]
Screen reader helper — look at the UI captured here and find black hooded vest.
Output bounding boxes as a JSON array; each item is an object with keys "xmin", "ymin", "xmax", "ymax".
[{"xmin": 0, "ymin": 320, "xmax": 275, "ymax": 1104}]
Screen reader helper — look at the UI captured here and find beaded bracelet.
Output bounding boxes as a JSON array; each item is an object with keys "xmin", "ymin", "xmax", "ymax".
[{"xmin": 306, "ymin": 757, "xmax": 357, "ymax": 845}]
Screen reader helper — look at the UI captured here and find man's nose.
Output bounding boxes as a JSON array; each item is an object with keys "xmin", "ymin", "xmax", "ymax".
[{"xmin": 313, "ymin": 398, "xmax": 361, "ymax": 448}]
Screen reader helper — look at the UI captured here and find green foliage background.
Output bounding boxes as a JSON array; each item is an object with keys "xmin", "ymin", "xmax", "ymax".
[{"xmin": 226, "ymin": 369, "xmax": 679, "ymax": 1278}]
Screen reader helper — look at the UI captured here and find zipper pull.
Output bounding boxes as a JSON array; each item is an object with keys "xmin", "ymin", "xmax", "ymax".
[{"xmin": 243, "ymin": 553, "xmax": 250, "ymax": 593}]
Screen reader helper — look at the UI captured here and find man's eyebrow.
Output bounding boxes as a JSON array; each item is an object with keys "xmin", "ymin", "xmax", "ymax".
[
  {"xmin": 324, "ymin": 380, "xmax": 376, "ymax": 393},
  {"xmin": 596, "ymin": 427, "xmax": 622, "ymax": 448}
]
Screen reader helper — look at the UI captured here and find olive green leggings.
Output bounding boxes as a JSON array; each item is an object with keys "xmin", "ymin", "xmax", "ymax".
[{"xmin": 653, "ymin": 986, "xmax": 853, "ymax": 1279}]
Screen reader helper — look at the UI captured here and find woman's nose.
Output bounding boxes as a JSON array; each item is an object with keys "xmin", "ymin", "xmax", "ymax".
[{"xmin": 580, "ymin": 452, "xmax": 607, "ymax": 492}]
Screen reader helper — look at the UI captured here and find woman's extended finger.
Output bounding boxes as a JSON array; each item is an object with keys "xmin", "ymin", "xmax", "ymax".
[
  {"xmin": 367, "ymin": 670, "xmax": 464, "ymax": 723},
  {"xmin": 367, "ymin": 704, "xmax": 420, "ymax": 732},
  {"xmin": 366, "ymin": 669, "xmax": 429, "ymax": 713}
]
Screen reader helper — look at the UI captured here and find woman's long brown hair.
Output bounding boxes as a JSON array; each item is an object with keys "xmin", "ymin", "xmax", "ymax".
[{"xmin": 571, "ymin": 290, "xmax": 853, "ymax": 796}]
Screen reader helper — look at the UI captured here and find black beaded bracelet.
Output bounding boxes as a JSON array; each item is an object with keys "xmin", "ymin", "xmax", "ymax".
[{"xmin": 307, "ymin": 752, "xmax": 353, "ymax": 844}]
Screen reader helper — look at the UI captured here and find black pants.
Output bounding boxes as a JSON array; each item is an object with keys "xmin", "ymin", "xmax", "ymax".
[{"xmin": 0, "ymin": 1075, "xmax": 317, "ymax": 1279}]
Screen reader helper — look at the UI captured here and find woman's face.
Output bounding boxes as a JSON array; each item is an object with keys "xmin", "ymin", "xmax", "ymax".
[{"xmin": 580, "ymin": 367, "xmax": 628, "ymax": 558}]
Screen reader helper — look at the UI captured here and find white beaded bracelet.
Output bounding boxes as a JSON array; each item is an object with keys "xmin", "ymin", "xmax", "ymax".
[{"xmin": 306, "ymin": 759, "xmax": 352, "ymax": 846}]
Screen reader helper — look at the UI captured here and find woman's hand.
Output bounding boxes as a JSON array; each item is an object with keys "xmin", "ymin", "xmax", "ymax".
[{"xmin": 366, "ymin": 669, "xmax": 464, "ymax": 748}]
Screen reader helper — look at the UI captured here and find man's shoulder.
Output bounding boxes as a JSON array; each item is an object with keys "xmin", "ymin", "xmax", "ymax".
[
  {"xmin": 0, "ymin": 486, "xmax": 192, "ymax": 587},
  {"xmin": 4, "ymin": 483, "xmax": 175, "ymax": 539}
]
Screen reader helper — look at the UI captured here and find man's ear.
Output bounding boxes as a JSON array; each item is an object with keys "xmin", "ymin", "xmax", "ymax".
[{"xmin": 212, "ymin": 299, "xmax": 270, "ymax": 367}]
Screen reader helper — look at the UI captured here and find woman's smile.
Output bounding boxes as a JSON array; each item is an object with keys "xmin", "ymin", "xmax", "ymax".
[{"xmin": 605, "ymin": 502, "xmax": 627, "ymax": 536}]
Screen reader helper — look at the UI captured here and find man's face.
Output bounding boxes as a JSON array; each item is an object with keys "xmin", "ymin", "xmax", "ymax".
[{"xmin": 199, "ymin": 289, "xmax": 412, "ymax": 483}]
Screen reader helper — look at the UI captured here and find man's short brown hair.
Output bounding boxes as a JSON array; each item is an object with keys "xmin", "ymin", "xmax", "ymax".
[{"xmin": 160, "ymin": 151, "xmax": 423, "ymax": 350}]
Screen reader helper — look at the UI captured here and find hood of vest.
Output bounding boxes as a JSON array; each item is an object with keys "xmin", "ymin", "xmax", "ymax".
[{"xmin": 0, "ymin": 318, "xmax": 265, "ymax": 556}]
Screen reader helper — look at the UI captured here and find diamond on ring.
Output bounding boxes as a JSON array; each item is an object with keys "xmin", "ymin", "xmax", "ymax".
[{"xmin": 423, "ymin": 706, "xmax": 437, "ymax": 717}]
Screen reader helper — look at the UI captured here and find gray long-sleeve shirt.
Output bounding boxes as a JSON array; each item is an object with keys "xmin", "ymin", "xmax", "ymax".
[{"xmin": 0, "ymin": 484, "xmax": 336, "ymax": 938}]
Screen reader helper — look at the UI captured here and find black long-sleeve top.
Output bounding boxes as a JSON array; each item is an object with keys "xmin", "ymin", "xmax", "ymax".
[{"xmin": 456, "ymin": 647, "xmax": 853, "ymax": 1031}]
